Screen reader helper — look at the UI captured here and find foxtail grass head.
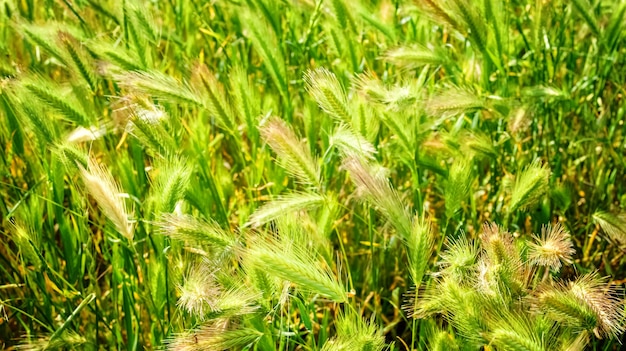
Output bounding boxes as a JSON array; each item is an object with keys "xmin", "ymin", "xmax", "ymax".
[
  {"xmin": 592, "ymin": 211, "xmax": 626, "ymax": 246},
  {"xmin": 80, "ymin": 158, "xmax": 134, "ymax": 240},
  {"xmin": 414, "ymin": 221, "xmax": 625, "ymax": 348},
  {"xmin": 528, "ymin": 223, "xmax": 575, "ymax": 271},
  {"xmin": 246, "ymin": 236, "xmax": 348, "ymax": 303},
  {"xmin": 383, "ymin": 45, "xmax": 446, "ymax": 70},
  {"xmin": 320, "ymin": 309, "xmax": 385, "ymax": 351},
  {"xmin": 304, "ymin": 67, "xmax": 351, "ymax": 122},
  {"xmin": 260, "ymin": 117, "xmax": 320, "ymax": 187},
  {"xmin": 444, "ymin": 156, "xmax": 474, "ymax": 219},
  {"xmin": 532, "ymin": 272, "xmax": 624, "ymax": 339},
  {"xmin": 16, "ymin": 330, "xmax": 87, "ymax": 351},
  {"xmin": 165, "ymin": 323, "xmax": 263, "ymax": 351},
  {"xmin": 508, "ymin": 161, "xmax": 551, "ymax": 215},
  {"xmin": 342, "ymin": 155, "xmax": 411, "ymax": 238}
]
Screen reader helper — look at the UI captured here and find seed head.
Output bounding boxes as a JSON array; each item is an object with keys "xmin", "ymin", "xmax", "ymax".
[{"xmin": 528, "ymin": 223, "xmax": 575, "ymax": 271}]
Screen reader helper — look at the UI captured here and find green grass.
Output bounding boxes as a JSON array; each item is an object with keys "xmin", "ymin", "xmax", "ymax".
[{"xmin": 1, "ymin": 0, "xmax": 626, "ymax": 349}]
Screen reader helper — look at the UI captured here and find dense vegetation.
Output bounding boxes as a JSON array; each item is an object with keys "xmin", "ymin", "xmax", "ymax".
[{"xmin": 1, "ymin": 0, "xmax": 626, "ymax": 349}]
